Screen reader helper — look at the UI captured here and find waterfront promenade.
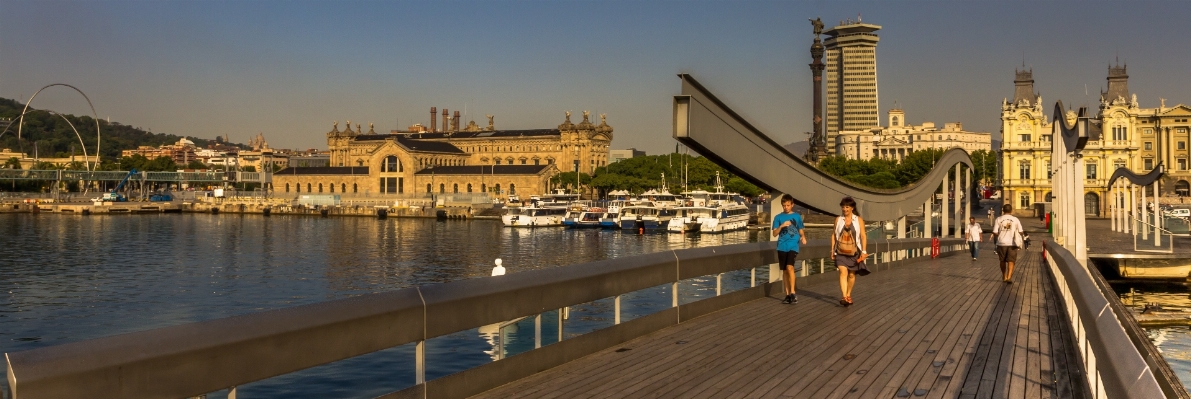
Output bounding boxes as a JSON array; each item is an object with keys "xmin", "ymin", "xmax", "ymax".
[{"xmin": 474, "ymin": 238, "xmax": 1087, "ymax": 398}]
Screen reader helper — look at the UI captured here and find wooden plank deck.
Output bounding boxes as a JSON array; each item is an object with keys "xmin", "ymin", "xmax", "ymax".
[{"xmin": 473, "ymin": 241, "xmax": 1088, "ymax": 399}]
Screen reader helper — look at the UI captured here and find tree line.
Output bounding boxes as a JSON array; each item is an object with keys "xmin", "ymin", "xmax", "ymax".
[
  {"xmin": 549, "ymin": 153, "xmax": 765, "ymax": 198},
  {"xmin": 815, "ymin": 148, "xmax": 998, "ymax": 189}
]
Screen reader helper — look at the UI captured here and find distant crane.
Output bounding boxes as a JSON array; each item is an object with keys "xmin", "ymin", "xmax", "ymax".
[{"xmin": 100, "ymin": 169, "xmax": 137, "ymax": 202}]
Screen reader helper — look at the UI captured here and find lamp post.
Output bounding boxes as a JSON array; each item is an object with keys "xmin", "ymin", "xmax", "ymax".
[{"xmin": 573, "ymin": 146, "xmax": 580, "ymax": 198}]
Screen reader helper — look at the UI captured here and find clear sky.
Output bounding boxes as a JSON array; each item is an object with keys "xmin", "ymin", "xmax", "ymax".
[{"xmin": 3, "ymin": 1, "xmax": 1190, "ymax": 155}]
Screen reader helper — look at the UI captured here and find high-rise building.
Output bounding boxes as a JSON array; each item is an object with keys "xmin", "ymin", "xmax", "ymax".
[{"xmin": 824, "ymin": 19, "xmax": 881, "ymax": 150}]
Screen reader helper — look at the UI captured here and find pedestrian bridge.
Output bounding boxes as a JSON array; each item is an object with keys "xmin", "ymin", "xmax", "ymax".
[{"xmin": 4, "ymin": 75, "xmax": 1186, "ymax": 398}]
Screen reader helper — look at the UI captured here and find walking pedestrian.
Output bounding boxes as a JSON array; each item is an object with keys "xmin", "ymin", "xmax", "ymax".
[
  {"xmin": 832, "ymin": 197, "xmax": 868, "ymax": 306},
  {"xmin": 992, "ymin": 204, "xmax": 1025, "ymax": 283},
  {"xmin": 987, "ymin": 207, "xmax": 994, "ymax": 224},
  {"xmin": 772, "ymin": 194, "xmax": 807, "ymax": 304},
  {"xmin": 966, "ymin": 217, "xmax": 983, "ymax": 260}
]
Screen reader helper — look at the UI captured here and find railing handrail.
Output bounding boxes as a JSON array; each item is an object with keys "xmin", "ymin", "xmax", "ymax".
[
  {"xmin": 5, "ymin": 237, "xmax": 955, "ymax": 399},
  {"xmin": 1043, "ymin": 240, "xmax": 1167, "ymax": 398}
]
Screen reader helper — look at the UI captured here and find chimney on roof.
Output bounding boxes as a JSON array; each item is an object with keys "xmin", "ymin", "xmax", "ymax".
[
  {"xmin": 442, "ymin": 109, "xmax": 449, "ymax": 132},
  {"xmin": 430, "ymin": 107, "xmax": 437, "ymax": 132},
  {"xmin": 453, "ymin": 111, "xmax": 460, "ymax": 132}
]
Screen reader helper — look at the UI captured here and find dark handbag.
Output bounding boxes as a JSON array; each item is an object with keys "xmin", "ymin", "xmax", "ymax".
[{"xmin": 855, "ymin": 257, "xmax": 871, "ymax": 276}]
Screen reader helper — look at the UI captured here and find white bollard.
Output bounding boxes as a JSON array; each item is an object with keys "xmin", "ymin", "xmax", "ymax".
[{"xmin": 492, "ymin": 258, "xmax": 506, "ymax": 276}]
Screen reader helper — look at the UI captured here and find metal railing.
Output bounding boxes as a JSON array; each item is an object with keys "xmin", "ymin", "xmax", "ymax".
[
  {"xmin": 1042, "ymin": 240, "xmax": 1174, "ymax": 398},
  {"xmin": 1130, "ymin": 215, "xmax": 1175, "ymax": 253},
  {"xmin": 4, "ymin": 237, "xmax": 963, "ymax": 399}
]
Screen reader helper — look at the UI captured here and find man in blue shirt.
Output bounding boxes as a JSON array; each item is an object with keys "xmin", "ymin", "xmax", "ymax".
[{"xmin": 772, "ymin": 194, "xmax": 807, "ymax": 304}]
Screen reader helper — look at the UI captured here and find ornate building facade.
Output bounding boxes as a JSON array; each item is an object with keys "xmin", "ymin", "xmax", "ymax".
[
  {"xmin": 273, "ymin": 110, "xmax": 613, "ymax": 200},
  {"xmin": 1000, "ymin": 65, "xmax": 1191, "ymax": 217},
  {"xmin": 835, "ymin": 108, "xmax": 991, "ymax": 161}
]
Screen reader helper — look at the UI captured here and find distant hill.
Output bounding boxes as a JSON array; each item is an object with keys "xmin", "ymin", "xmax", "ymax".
[
  {"xmin": 783, "ymin": 141, "xmax": 810, "ymax": 157},
  {"xmin": 0, "ymin": 97, "xmax": 242, "ymax": 160}
]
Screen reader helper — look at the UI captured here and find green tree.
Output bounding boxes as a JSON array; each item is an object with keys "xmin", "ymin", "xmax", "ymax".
[
  {"xmin": 145, "ymin": 156, "xmax": 177, "ymax": 171},
  {"xmin": 185, "ymin": 160, "xmax": 207, "ymax": 170},
  {"xmin": 3, "ymin": 157, "xmax": 20, "ymax": 169}
]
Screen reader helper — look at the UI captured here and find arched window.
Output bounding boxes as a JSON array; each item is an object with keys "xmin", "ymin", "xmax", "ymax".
[
  {"xmin": 342, "ymin": 183, "xmax": 346, "ymax": 192},
  {"xmin": 318, "ymin": 183, "xmax": 323, "ymax": 193},
  {"xmin": 495, "ymin": 184, "xmax": 501, "ymax": 194},
  {"xmin": 307, "ymin": 183, "xmax": 312, "ymax": 192},
  {"xmin": 467, "ymin": 183, "xmax": 473, "ymax": 192},
  {"xmin": 330, "ymin": 183, "xmax": 335, "ymax": 193},
  {"xmin": 892, "ymin": 116, "xmax": 899, "ymax": 126},
  {"xmin": 427, "ymin": 184, "xmax": 432, "ymax": 193},
  {"xmin": 481, "ymin": 183, "xmax": 486, "ymax": 193},
  {"xmin": 285, "ymin": 183, "xmax": 290, "ymax": 192},
  {"xmin": 453, "ymin": 183, "xmax": 458, "ymax": 193},
  {"xmin": 495, "ymin": 159, "xmax": 501, "ymax": 165},
  {"xmin": 353, "ymin": 183, "xmax": 358, "ymax": 193},
  {"xmin": 383, "ymin": 156, "xmax": 400, "ymax": 172},
  {"xmin": 439, "ymin": 183, "xmax": 445, "ymax": 193},
  {"xmin": 510, "ymin": 184, "xmax": 516, "ymax": 195}
]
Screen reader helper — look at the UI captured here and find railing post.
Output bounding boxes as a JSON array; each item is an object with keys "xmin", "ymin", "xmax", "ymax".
[
  {"xmin": 558, "ymin": 308, "xmax": 564, "ymax": 342},
  {"xmin": 228, "ymin": 386, "xmax": 237, "ymax": 399},
  {"xmin": 716, "ymin": 273, "xmax": 723, "ymax": 295},
  {"xmin": 750, "ymin": 267, "xmax": 755, "ymax": 288},
  {"xmin": 820, "ymin": 258, "xmax": 824, "ymax": 274},
  {"xmin": 614, "ymin": 295, "xmax": 621, "ymax": 325},
  {"xmin": 535, "ymin": 314, "xmax": 542, "ymax": 348},
  {"xmin": 672, "ymin": 282, "xmax": 678, "ymax": 308},
  {"xmin": 415, "ymin": 340, "xmax": 425, "ymax": 385}
]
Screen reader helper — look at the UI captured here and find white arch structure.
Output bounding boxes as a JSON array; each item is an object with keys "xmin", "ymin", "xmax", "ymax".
[{"xmin": 14, "ymin": 83, "xmax": 103, "ymax": 171}]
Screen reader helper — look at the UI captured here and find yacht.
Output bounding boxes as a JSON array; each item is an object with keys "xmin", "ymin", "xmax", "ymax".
[
  {"xmin": 666, "ymin": 206, "xmax": 716, "ymax": 233},
  {"xmin": 573, "ymin": 207, "xmax": 606, "ymax": 228},
  {"xmin": 502, "ymin": 205, "xmax": 568, "ymax": 227},
  {"xmin": 699, "ymin": 203, "xmax": 750, "ymax": 233},
  {"xmin": 619, "ymin": 202, "xmax": 676, "ymax": 230}
]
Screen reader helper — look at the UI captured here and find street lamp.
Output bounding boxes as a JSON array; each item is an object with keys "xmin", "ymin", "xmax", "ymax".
[{"xmin": 573, "ymin": 147, "xmax": 580, "ymax": 197}]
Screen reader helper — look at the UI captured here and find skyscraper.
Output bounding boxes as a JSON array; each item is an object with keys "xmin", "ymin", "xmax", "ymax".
[{"xmin": 824, "ymin": 20, "xmax": 881, "ymax": 148}]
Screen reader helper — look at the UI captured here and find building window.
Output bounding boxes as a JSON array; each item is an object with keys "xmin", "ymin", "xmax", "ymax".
[
  {"xmin": 342, "ymin": 183, "xmax": 346, "ymax": 193},
  {"xmin": 1019, "ymin": 134, "xmax": 1030, "ymax": 142},
  {"xmin": 534, "ymin": 159, "xmax": 540, "ymax": 165},
  {"xmin": 495, "ymin": 184, "xmax": 501, "ymax": 194},
  {"xmin": 1145, "ymin": 142, "xmax": 1153, "ymax": 151},
  {"xmin": 1145, "ymin": 158, "xmax": 1154, "ymax": 170},
  {"xmin": 307, "ymin": 183, "xmax": 312, "ymax": 192},
  {"xmin": 1020, "ymin": 193, "xmax": 1031, "ymax": 209},
  {"xmin": 1086, "ymin": 163, "xmax": 1097, "ymax": 180},
  {"xmin": 510, "ymin": 184, "xmax": 516, "ymax": 195},
  {"xmin": 495, "ymin": 159, "xmax": 501, "ymax": 165},
  {"xmin": 467, "ymin": 183, "xmax": 473, "ymax": 193},
  {"xmin": 427, "ymin": 183, "xmax": 432, "ymax": 193},
  {"xmin": 1180, "ymin": 159, "xmax": 1188, "ymax": 171},
  {"xmin": 1019, "ymin": 162, "xmax": 1031, "ymax": 180},
  {"xmin": 1180, "ymin": 141, "xmax": 1187, "ymax": 150},
  {"xmin": 318, "ymin": 183, "xmax": 323, "ymax": 193},
  {"xmin": 383, "ymin": 156, "xmax": 400, "ymax": 172},
  {"xmin": 1114, "ymin": 160, "xmax": 1126, "ymax": 172},
  {"xmin": 1145, "ymin": 128, "xmax": 1153, "ymax": 135},
  {"xmin": 354, "ymin": 183, "xmax": 359, "ymax": 193},
  {"xmin": 481, "ymin": 183, "xmax": 487, "ymax": 193},
  {"xmin": 1046, "ymin": 161, "xmax": 1052, "ymax": 179},
  {"xmin": 330, "ymin": 184, "xmax": 335, "ymax": 193},
  {"xmin": 453, "ymin": 183, "xmax": 458, "ymax": 193},
  {"xmin": 285, "ymin": 183, "xmax": 290, "ymax": 192},
  {"xmin": 439, "ymin": 183, "xmax": 445, "ymax": 193},
  {"xmin": 521, "ymin": 159, "xmax": 527, "ymax": 165}
]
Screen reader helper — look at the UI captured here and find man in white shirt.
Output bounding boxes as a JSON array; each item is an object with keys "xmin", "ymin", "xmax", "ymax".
[
  {"xmin": 966, "ymin": 217, "xmax": 983, "ymax": 261},
  {"xmin": 991, "ymin": 204, "xmax": 1025, "ymax": 284}
]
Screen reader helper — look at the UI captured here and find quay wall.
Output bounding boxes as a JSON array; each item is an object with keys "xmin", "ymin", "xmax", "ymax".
[{"xmin": 0, "ymin": 200, "xmax": 483, "ymax": 219}]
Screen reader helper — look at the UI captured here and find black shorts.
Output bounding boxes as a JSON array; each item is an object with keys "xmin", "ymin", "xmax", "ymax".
[{"xmin": 777, "ymin": 250, "xmax": 801, "ymax": 272}]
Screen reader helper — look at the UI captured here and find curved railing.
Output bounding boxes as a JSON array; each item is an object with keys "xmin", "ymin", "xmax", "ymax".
[
  {"xmin": 672, "ymin": 74, "xmax": 972, "ymax": 219},
  {"xmin": 1042, "ymin": 240, "xmax": 1178, "ymax": 398},
  {"xmin": 5, "ymin": 238, "xmax": 964, "ymax": 399}
]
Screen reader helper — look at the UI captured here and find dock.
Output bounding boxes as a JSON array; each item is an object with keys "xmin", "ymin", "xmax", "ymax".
[{"xmin": 474, "ymin": 237, "xmax": 1086, "ymax": 398}]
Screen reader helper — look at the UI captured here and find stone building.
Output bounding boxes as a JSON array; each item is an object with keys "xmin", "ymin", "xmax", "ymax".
[
  {"xmin": 835, "ymin": 108, "xmax": 991, "ymax": 161},
  {"xmin": 272, "ymin": 109, "xmax": 613, "ymax": 200},
  {"xmin": 1000, "ymin": 64, "xmax": 1191, "ymax": 217}
]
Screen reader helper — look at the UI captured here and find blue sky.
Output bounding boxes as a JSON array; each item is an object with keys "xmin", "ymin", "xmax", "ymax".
[{"xmin": 3, "ymin": 1, "xmax": 1190, "ymax": 154}]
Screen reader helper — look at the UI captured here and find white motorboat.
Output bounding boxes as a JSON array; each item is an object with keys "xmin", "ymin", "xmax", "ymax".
[
  {"xmin": 666, "ymin": 206, "xmax": 716, "ymax": 233},
  {"xmin": 503, "ymin": 205, "xmax": 568, "ymax": 227},
  {"xmin": 699, "ymin": 203, "xmax": 750, "ymax": 233}
]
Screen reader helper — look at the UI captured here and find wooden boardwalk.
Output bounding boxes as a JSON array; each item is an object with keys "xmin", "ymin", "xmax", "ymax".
[{"xmin": 474, "ymin": 241, "xmax": 1088, "ymax": 398}]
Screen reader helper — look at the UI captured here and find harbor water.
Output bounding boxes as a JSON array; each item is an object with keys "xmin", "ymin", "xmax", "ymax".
[{"xmin": 0, "ymin": 213, "xmax": 835, "ymax": 398}]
